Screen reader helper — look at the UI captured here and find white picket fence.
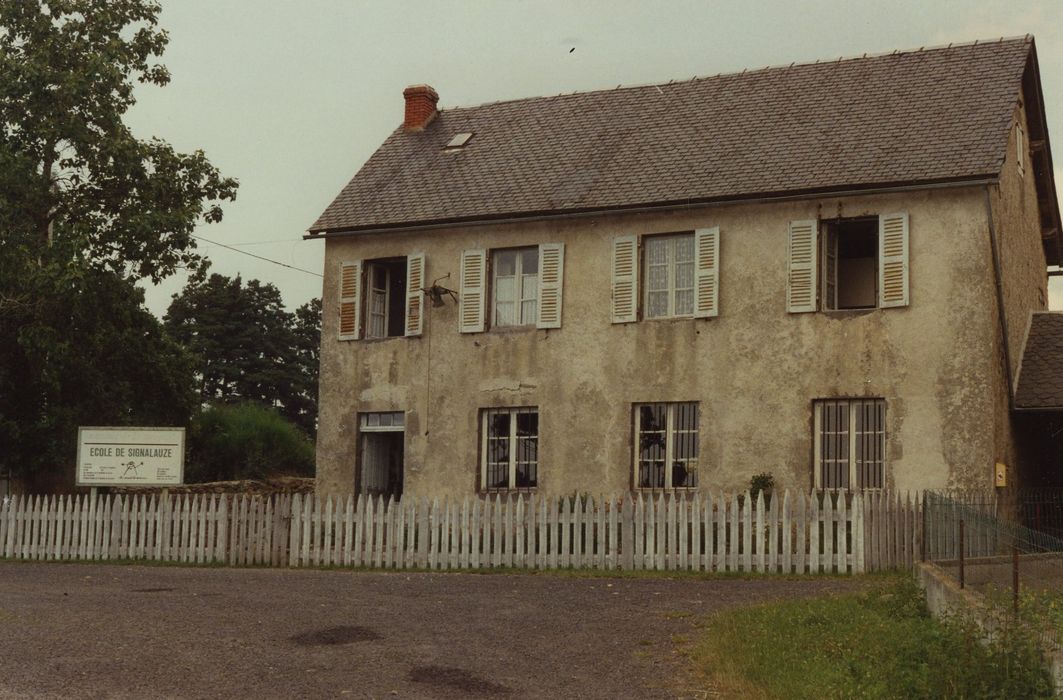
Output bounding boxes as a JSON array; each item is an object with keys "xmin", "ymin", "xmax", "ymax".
[{"xmin": 0, "ymin": 490, "xmax": 923, "ymax": 574}]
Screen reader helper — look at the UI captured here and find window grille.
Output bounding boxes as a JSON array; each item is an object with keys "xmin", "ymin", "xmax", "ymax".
[
  {"xmin": 635, "ymin": 402, "xmax": 698, "ymax": 489},
  {"xmin": 481, "ymin": 407, "xmax": 538, "ymax": 490},
  {"xmin": 814, "ymin": 398, "xmax": 886, "ymax": 489}
]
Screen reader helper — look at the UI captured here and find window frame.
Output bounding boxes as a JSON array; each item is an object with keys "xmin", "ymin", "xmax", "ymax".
[
  {"xmin": 1016, "ymin": 122, "xmax": 1026, "ymax": 175},
  {"xmin": 490, "ymin": 246, "xmax": 539, "ymax": 329},
  {"xmin": 820, "ymin": 216, "xmax": 880, "ymax": 312},
  {"xmin": 479, "ymin": 406, "xmax": 539, "ymax": 492},
  {"xmin": 633, "ymin": 401, "xmax": 699, "ymax": 491},
  {"xmin": 812, "ymin": 398, "xmax": 887, "ymax": 490},
  {"xmin": 642, "ymin": 232, "xmax": 696, "ymax": 320}
]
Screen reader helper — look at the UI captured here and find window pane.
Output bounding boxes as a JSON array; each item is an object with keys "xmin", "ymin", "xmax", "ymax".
[
  {"xmin": 647, "ymin": 263, "xmax": 667, "ymax": 292},
  {"xmin": 494, "ymin": 250, "xmax": 517, "ymax": 276},
  {"xmin": 647, "ymin": 291, "xmax": 668, "ymax": 318},
  {"xmin": 674, "ymin": 289, "xmax": 694, "ymax": 316},
  {"xmin": 516, "ymin": 411, "xmax": 538, "ymax": 437},
  {"xmin": 675, "ymin": 261, "xmax": 694, "ymax": 289},
  {"xmin": 495, "ymin": 276, "xmax": 516, "ymax": 303},
  {"xmin": 495, "ymin": 301, "xmax": 516, "ymax": 327},
  {"xmin": 674, "ymin": 235, "xmax": 694, "ymax": 263},
  {"xmin": 488, "ymin": 411, "xmax": 510, "ymax": 439},
  {"xmin": 646, "ymin": 237, "xmax": 668, "ymax": 265},
  {"xmin": 520, "ymin": 248, "xmax": 538, "ymax": 275}
]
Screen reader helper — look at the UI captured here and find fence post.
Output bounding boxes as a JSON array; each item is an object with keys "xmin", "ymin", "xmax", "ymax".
[
  {"xmin": 958, "ymin": 519, "xmax": 965, "ymax": 589},
  {"xmin": 1012, "ymin": 545, "xmax": 1019, "ymax": 615},
  {"xmin": 920, "ymin": 491, "xmax": 927, "ymax": 562}
]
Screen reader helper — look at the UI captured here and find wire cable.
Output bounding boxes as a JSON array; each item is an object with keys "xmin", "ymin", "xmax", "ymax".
[{"xmin": 191, "ymin": 235, "xmax": 322, "ymax": 277}]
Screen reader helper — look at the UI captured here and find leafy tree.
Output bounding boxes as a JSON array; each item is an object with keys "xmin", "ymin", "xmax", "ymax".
[
  {"xmin": 164, "ymin": 268, "xmax": 320, "ymax": 435},
  {"xmin": 186, "ymin": 403, "xmax": 314, "ymax": 482},
  {"xmin": 0, "ymin": 0, "xmax": 236, "ymax": 489}
]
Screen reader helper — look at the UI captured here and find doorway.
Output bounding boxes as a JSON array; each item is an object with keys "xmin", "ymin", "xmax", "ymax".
[{"xmin": 359, "ymin": 412, "xmax": 404, "ymax": 499}]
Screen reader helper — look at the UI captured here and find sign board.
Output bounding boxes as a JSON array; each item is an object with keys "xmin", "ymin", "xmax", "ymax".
[{"xmin": 77, "ymin": 426, "xmax": 185, "ymax": 487}]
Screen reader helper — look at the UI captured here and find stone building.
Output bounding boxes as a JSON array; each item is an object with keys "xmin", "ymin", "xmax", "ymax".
[{"xmin": 307, "ymin": 37, "xmax": 1061, "ymax": 500}]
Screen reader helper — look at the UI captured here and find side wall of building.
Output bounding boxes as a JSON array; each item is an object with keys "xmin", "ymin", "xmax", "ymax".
[
  {"xmin": 315, "ymin": 187, "xmax": 1000, "ymax": 498},
  {"xmin": 992, "ymin": 97, "xmax": 1052, "ymax": 487}
]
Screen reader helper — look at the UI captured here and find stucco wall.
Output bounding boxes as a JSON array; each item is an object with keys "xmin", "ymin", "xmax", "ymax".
[
  {"xmin": 991, "ymin": 98, "xmax": 1051, "ymax": 487},
  {"xmin": 314, "ymin": 187, "xmax": 1002, "ymax": 499}
]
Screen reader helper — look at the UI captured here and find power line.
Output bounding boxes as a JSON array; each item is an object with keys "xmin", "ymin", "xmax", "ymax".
[{"xmin": 192, "ymin": 235, "xmax": 322, "ymax": 278}]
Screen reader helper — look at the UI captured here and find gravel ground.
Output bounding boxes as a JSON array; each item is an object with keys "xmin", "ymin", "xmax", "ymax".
[{"xmin": 0, "ymin": 563, "xmax": 863, "ymax": 699}]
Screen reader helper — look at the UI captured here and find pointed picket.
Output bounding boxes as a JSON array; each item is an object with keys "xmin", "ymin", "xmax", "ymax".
[
  {"xmin": 645, "ymin": 495, "xmax": 655, "ymax": 570},
  {"xmin": 809, "ymin": 492, "xmax": 821, "ymax": 573},
  {"xmin": 741, "ymin": 492, "xmax": 752, "ymax": 573},
  {"xmin": 754, "ymin": 491, "xmax": 766, "ymax": 573},
  {"xmin": 688, "ymin": 495, "xmax": 698, "ymax": 571},
  {"xmin": 837, "ymin": 490, "xmax": 849, "ymax": 574},
  {"xmin": 633, "ymin": 495, "xmax": 644, "ymax": 570}
]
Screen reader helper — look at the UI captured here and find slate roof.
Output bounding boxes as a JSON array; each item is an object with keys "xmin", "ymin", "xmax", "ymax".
[
  {"xmin": 311, "ymin": 38, "xmax": 1033, "ymax": 234},
  {"xmin": 1016, "ymin": 312, "xmax": 1063, "ymax": 410}
]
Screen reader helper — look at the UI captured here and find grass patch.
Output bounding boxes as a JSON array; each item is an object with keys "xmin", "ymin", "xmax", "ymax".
[{"xmin": 689, "ymin": 575, "xmax": 1054, "ymax": 699}]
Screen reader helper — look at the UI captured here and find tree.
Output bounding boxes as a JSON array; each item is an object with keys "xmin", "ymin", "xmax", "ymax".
[
  {"xmin": 164, "ymin": 268, "xmax": 320, "ymax": 435},
  {"xmin": 186, "ymin": 403, "xmax": 314, "ymax": 483},
  {"xmin": 0, "ymin": 1, "xmax": 236, "ymax": 488}
]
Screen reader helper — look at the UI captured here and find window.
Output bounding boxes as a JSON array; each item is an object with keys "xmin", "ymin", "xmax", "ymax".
[
  {"xmin": 644, "ymin": 234, "xmax": 695, "ymax": 319},
  {"xmin": 822, "ymin": 217, "xmax": 878, "ymax": 310},
  {"xmin": 786, "ymin": 213, "xmax": 908, "ymax": 314},
  {"xmin": 492, "ymin": 247, "xmax": 538, "ymax": 327},
  {"xmin": 359, "ymin": 412, "xmax": 405, "ymax": 499},
  {"xmin": 813, "ymin": 398, "xmax": 886, "ymax": 490},
  {"xmin": 1016, "ymin": 122, "xmax": 1026, "ymax": 175},
  {"xmin": 480, "ymin": 407, "xmax": 538, "ymax": 490},
  {"xmin": 611, "ymin": 228, "xmax": 719, "ymax": 324},
  {"xmin": 337, "ymin": 254, "xmax": 425, "ymax": 341},
  {"xmin": 634, "ymin": 402, "xmax": 698, "ymax": 489},
  {"xmin": 459, "ymin": 244, "xmax": 564, "ymax": 333}
]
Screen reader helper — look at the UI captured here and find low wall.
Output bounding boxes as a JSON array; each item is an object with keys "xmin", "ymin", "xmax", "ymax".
[{"xmin": 917, "ymin": 561, "xmax": 1062, "ymax": 692}]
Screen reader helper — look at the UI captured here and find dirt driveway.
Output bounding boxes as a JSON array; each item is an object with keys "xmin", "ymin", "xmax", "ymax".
[{"xmin": 0, "ymin": 563, "xmax": 861, "ymax": 698}]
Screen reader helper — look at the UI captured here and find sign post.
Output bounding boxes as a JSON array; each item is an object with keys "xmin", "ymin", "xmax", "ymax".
[{"xmin": 77, "ymin": 427, "xmax": 185, "ymax": 488}]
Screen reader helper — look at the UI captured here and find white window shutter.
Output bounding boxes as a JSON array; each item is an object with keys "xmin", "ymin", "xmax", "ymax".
[
  {"xmin": 537, "ymin": 243, "xmax": 564, "ymax": 329},
  {"xmin": 459, "ymin": 249, "xmax": 487, "ymax": 333},
  {"xmin": 404, "ymin": 253, "xmax": 425, "ymax": 337},
  {"xmin": 787, "ymin": 220, "xmax": 818, "ymax": 313},
  {"xmin": 879, "ymin": 212, "xmax": 910, "ymax": 308},
  {"xmin": 693, "ymin": 227, "xmax": 720, "ymax": 318},
  {"xmin": 338, "ymin": 260, "xmax": 362, "ymax": 340},
  {"xmin": 611, "ymin": 235, "xmax": 638, "ymax": 323}
]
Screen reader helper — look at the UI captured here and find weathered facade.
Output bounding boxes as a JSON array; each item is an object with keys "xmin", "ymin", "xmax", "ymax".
[{"xmin": 308, "ymin": 38, "xmax": 1062, "ymax": 499}]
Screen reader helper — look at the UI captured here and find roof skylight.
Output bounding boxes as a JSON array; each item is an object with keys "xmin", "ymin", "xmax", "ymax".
[{"xmin": 444, "ymin": 132, "xmax": 473, "ymax": 149}]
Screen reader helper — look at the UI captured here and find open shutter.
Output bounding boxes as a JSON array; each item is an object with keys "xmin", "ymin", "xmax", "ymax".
[
  {"xmin": 338, "ymin": 260, "xmax": 362, "ymax": 340},
  {"xmin": 787, "ymin": 220, "xmax": 818, "ymax": 313},
  {"xmin": 405, "ymin": 253, "xmax": 425, "ymax": 337},
  {"xmin": 611, "ymin": 235, "xmax": 638, "ymax": 323},
  {"xmin": 693, "ymin": 227, "xmax": 720, "ymax": 318},
  {"xmin": 879, "ymin": 212, "xmax": 909, "ymax": 308},
  {"xmin": 459, "ymin": 249, "xmax": 487, "ymax": 333},
  {"xmin": 537, "ymin": 243, "xmax": 564, "ymax": 329}
]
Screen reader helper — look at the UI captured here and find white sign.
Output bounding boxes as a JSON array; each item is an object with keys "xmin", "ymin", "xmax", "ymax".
[{"xmin": 77, "ymin": 427, "xmax": 185, "ymax": 487}]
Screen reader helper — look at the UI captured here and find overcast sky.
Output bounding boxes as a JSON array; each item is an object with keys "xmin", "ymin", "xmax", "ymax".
[{"xmin": 127, "ymin": 0, "xmax": 1063, "ymax": 316}]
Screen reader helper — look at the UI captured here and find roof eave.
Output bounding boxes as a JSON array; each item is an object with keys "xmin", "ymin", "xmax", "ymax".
[
  {"xmin": 1022, "ymin": 39, "xmax": 1063, "ymax": 266},
  {"xmin": 304, "ymin": 175, "xmax": 999, "ymax": 239}
]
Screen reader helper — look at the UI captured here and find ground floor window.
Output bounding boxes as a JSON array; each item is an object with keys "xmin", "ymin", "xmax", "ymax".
[
  {"xmin": 481, "ymin": 407, "xmax": 538, "ymax": 491},
  {"xmin": 813, "ymin": 398, "xmax": 886, "ymax": 489},
  {"xmin": 359, "ymin": 412, "xmax": 405, "ymax": 498},
  {"xmin": 634, "ymin": 402, "xmax": 698, "ymax": 489}
]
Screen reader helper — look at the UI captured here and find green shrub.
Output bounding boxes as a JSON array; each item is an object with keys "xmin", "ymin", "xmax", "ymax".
[{"xmin": 186, "ymin": 403, "xmax": 314, "ymax": 482}]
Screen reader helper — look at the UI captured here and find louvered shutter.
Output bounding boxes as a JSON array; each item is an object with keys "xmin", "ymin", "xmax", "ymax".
[
  {"xmin": 611, "ymin": 235, "xmax": 638, "ymax": 323},
  {"xmin": 537, "ymin": 243, "xmax": 564, "ymax": 329},
  {"xmin": 459, "ymin": 249, "xmax": 487, "ymax": 333},
  {"xmin": 878, "ymin": 212, "xmax": 909, "ymax": 308},
  {"xmin": 693, "ymin": 227, "xmax": 720, "ymax": 318},
  {"xmin": 787, "ymin": 220, "xmax": 818, "ymax": 313},
  {"xmin": 338, "ymin": 260, "xmax": 362, "ymax": 340},
  {"xmin": 405, "ymin": 253, "xmax": 425, "ymax": 337}
]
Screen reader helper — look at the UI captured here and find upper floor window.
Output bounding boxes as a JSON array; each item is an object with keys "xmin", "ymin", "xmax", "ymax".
[
  {"xmin": 644, "ymin": 234, "xmax": 695, "ymax": 319},
  {"xmin": 813, "ymin": 398, "xmax": 886, "ymax": 490},
  {"xmin": 492, "ymin": 247, "xmax": 538, "ymax": 327},
  {"xmin": 1016, "ymin": 122, "xmax": 1026, "ymax": 175},
  {"xmin": 634, "ymin": 402, "xmax": 698, "ymax": 490},
  {"xmin": 786, "ymin": 213, "xmax": 909, "ymax": 314},
  {"xmin": 481, "ymin": 407, "xmax": 538, "ymax": 491},
  {"xmin": 338, "ymin": 254, "xmax": 425, "ymax": 341},
  {"xmin": 459, "ymin": 244, "xmax": 564, "ymax": 333},
  {"xmin": 611, "ymin": 228, "xmax": 719, "ymax": 324}
]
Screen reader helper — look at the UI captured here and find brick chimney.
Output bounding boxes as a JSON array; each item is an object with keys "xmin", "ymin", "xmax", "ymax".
[{"xmin": 403, "ymin": 85, "xmax": 439, "ymax": 131}]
